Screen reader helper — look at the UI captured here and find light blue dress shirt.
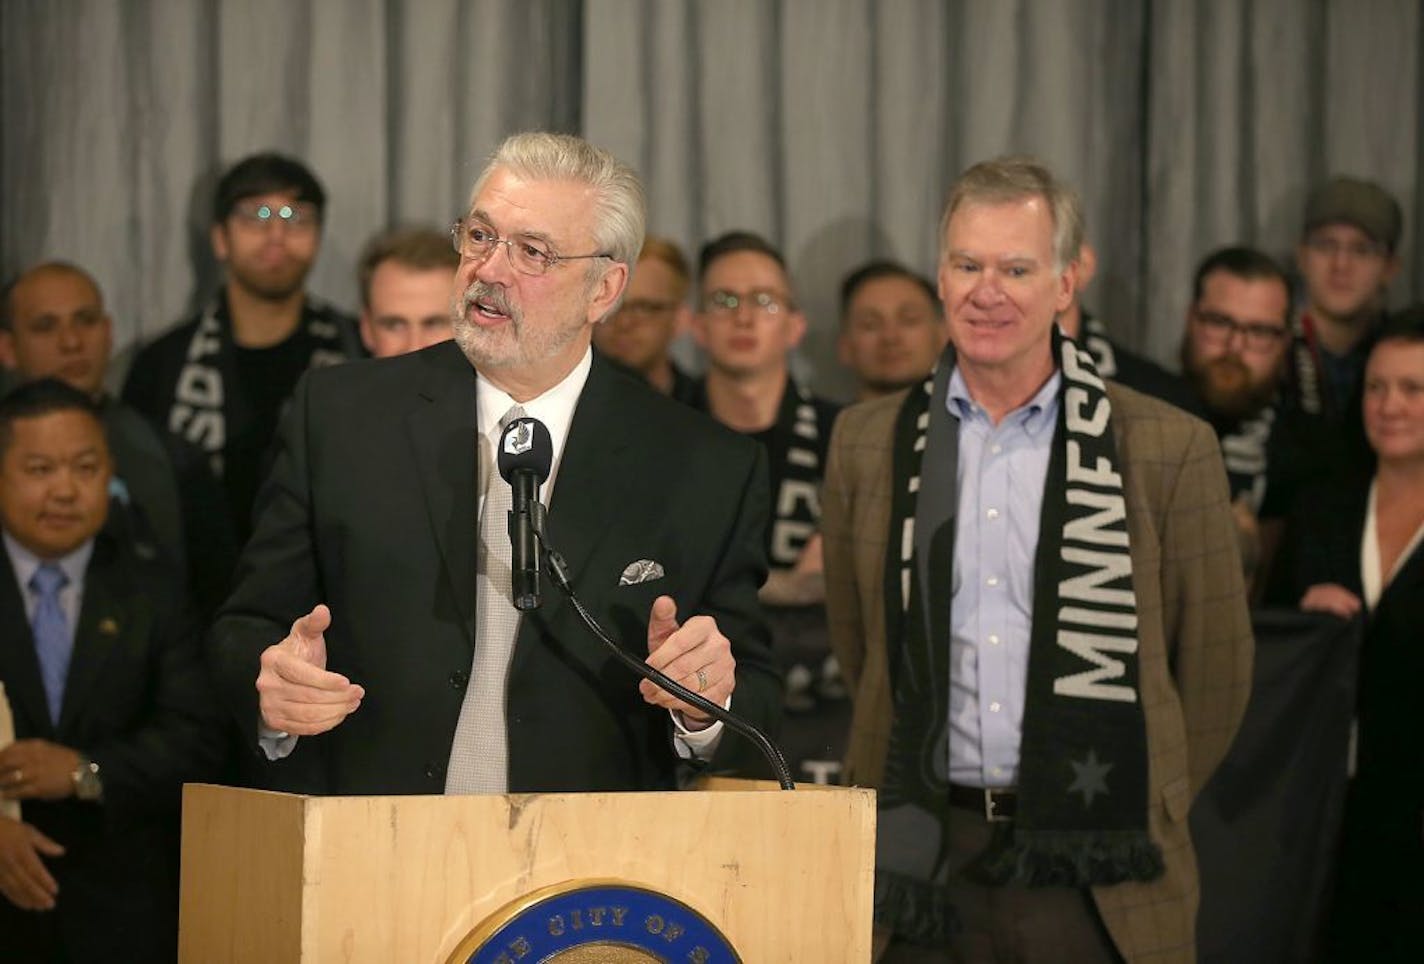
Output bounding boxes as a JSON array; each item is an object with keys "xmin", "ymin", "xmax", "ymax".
[
  {"xmin": 945, "ymin": 369, "xmax": 1060, "ymax": 788},
  {"xmin": 4, "ymin": 530, "xmax": 93, "ymax": 638}
]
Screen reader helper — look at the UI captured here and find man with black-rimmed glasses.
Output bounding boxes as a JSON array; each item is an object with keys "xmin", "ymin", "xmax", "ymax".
[{"xmin": 1177, "ymin": 245, "xmax": 1321, "ymax": 587}]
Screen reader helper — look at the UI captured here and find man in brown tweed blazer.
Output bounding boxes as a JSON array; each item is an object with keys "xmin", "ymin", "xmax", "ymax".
[{"xmin": 823, "ymin": 158, "xmax": 1253, "ymax": 963}]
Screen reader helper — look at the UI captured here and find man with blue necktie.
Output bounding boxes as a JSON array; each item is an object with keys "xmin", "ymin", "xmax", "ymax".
[{"xmin": 0, "ymin": 378, "xmax": 227, "ymax": 963}]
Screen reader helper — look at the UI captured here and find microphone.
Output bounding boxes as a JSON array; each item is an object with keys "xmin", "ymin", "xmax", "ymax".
[
  {"xmin": 494, "ymin": 415, "xmax": 794, "ymax": 789},
  {"xmin": 497, "ymin": 416, "xmax": 553, "ymax": 611}
]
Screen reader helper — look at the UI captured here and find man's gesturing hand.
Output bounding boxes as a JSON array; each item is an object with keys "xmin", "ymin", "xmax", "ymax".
[
  {"xmin": 256, "ymin": 604, "xmax": 364, "ymax": 736},
  {"xmin": 640, "ymin": 595, "xmax": 735, "ymax": 731}
]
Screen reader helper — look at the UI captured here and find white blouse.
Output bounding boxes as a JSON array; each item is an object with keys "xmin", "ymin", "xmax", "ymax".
[{"xmin": 1359, "ymin": 477, "xmax": 1424, "ymax": 610}]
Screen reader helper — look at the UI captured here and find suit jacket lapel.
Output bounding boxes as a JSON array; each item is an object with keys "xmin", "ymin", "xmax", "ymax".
[
  {"xmin": 510, "ymin": 358, "xmax": 631, "ymax": 672},
  {"xmin": 0, "ymin": 548, "xmax": 52, "ymax": 738},
  {"xmin": 540, "ymin": 357, "xmax": 628, "ymax": 602},
  {"xmin": 57, "ymin": 539, "xmax": 127, "ymax": 736},
  {"xmin": 1374, "ymin": 519, "xmax": 1424, "ymax": 614},
  {"xmin": 917, "ymin": 361, "xmax": 959, "ymax": 652},
  {"xmin": 405, "ymin": 345, "xmax": 480, "ymax": 641}
]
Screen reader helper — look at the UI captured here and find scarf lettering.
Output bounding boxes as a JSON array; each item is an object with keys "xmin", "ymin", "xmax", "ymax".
[{"xmin": 1055, "ymin": 338, "xmax": 1138, "ymax": 704}]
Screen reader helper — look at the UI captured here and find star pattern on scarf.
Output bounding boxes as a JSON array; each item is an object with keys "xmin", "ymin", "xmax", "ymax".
[{"xmin": 1067, "ymin": 749, "xmax": 1113, "ymax": 808}]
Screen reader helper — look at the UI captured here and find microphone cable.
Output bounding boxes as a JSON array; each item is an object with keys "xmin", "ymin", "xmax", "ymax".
[{"xmin": 530, "ymin": 502, "xmax": 795, "ymax": 791}]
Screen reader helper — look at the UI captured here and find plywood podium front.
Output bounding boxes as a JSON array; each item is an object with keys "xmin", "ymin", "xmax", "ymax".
[{"xmin": 179, "ymin": 778, "xmax": 874, "ymax": 962}]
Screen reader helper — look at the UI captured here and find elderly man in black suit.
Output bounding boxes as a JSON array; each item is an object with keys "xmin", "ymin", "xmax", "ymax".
[
  {"xmin": 209, "ymin": 132, "xmax": 780, "ymax": 795},
  {"xmin": 0, "ymin": 379, "xmax": 227, "ymax": 962}
]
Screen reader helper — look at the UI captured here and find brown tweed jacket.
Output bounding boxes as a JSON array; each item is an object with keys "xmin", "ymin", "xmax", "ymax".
[{"xmin": 822, "ymin": 380, "xmax": 1254, "ymax": 964}]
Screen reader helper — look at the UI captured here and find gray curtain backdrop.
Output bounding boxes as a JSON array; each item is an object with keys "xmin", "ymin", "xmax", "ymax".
[{"xmin": 3, "ymin": 0, "xmax": 1420, "ymax": 401}]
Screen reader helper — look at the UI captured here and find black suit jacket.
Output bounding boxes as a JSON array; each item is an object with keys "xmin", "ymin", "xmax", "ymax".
[
  {"xmin": 211, "ymin": 343, "xmax": 780, "ymax": 795},
  {"xmin": 0, "ymin": 534, "xmax": 229, "ymax": 963},
  {"xmin": 1271, "ymin": 472, "xmax": 1424, "ymax": 804}
]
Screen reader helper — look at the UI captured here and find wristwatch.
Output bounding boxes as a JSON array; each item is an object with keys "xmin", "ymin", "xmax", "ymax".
[{"xmin": 71, "ymin": 755, "xmax": 103, "ymax": 802}]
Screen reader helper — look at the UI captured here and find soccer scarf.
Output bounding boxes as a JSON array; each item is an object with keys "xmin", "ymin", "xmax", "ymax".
[{"xmin": 874, "ymin": 328, "xmax": 1163, "ymax": 943}]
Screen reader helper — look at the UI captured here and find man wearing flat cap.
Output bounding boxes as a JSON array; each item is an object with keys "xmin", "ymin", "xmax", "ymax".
[{"xmin": 1290, "ymin": 176, "xmax": 1403, "ymax": 425}]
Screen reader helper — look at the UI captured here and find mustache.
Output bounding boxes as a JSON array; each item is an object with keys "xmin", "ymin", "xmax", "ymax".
[{"xmin": 460, "ymin": 281, "xmax": 513, "ymax": 316}]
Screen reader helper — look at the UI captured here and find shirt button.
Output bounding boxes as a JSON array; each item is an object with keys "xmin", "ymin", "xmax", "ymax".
[
  {"xmin": 991, "ymin": 766, "xmax": 1004, "ymax": 777},
  {"xmin": 986, "ymin": 507, "xmax": 1000, "ymax": 520},
  {"xmin": 986, "ymin": 576, "xmax": 999, "ymax": 587},
  {"xmin": 988, "ymin": 634, "xmax": 1000, "ymax": 646},
  {"xmin": 989, "ymin": 701, "xmax": 1001, "ymax": 713},
  {"xmin": 990, "ymin": 443, "xmax": 1002, "ymax": 454}
]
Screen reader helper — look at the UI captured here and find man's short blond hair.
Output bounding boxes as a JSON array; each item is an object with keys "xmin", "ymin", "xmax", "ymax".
[
  {"xmin": 356, "ymin": 227, "xmax": 458, "ymax": 309},
  {"xmin": 636, "ymin": 236, "xmax": 690, "ymax": 300},
  {"xmin": 939, "ymin": 156, "xmax": 1083, "ymax": 270}
]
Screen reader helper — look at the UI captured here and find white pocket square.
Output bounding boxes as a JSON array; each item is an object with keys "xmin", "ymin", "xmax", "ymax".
[{"xmin": 619, "ymin": 559, "xmax": 665, "ymax": 586}]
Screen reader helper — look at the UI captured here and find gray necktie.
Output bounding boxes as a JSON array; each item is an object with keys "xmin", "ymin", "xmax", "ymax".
[{"xmin": 445, "ymin": 405, "xmax": 525, "ymax": 794}]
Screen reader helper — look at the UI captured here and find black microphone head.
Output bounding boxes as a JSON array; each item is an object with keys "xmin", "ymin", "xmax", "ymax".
[{"xmin": 497, "ymin": 416, "xmax": 553, "ymax": 484}]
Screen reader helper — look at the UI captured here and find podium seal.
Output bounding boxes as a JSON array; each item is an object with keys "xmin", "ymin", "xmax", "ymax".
[{"xmin": 448, "ymin": 879, "xmax": 741, "ymax": 963}]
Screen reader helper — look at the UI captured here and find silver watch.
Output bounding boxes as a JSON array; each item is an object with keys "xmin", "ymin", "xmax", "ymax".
[{"xmin": 71, "ymin": 755, "xmax": 103, "ymax": 802}]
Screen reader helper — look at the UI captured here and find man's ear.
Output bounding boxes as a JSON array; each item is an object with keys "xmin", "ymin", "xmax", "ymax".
[
  {"xmin": 785, "ymin": 309, "xmax": 808, "ymax": 350},
  {"xmin": 0, "ymin": 329, "xmax": 16, "ymax": 368},
  {"xmin": 1382, "ymin": 252, "xmax": 1402, "ymax": 287},
  {"xmin": 1054, "ymin": 260, "xmax": 1079, "ymax": 313},
  {"xmin": 672, "ymin": 303, "xmax": 693, "ymax": 337},
  {"xmin": 358, "ymin": 311, "xmax": 377, "ymax": 354},
  {"xmin": 1076, "ymin": 242, "xmax": 1099, "ymax": 291},
  {"xmin": 586, "ymin": 262, "xmax": 630, "ymax": 324},
  {"xmin": 210, "ymin": 222, "xmax": 230, "ymax": 263}
]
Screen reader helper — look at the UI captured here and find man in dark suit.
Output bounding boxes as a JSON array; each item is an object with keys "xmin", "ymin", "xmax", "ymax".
[
  {"xmin": 209, "ymin": 132, "xmax": 780, "ymax": 795},
  {"xmin": 0, "ymin": 378, "xmax": 228, "ymax": 962}
]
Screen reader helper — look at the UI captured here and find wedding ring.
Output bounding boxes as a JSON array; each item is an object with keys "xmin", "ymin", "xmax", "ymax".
[
  {"xmin": 695, "ymin": 669, "xmax": 708, "ymax": 693},
  {"xmin": 11, "ymin": 768, "xmax": 21, "ymax": 785}
]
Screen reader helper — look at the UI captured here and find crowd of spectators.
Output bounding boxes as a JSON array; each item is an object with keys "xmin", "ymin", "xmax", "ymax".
[{"xmin": 0, "ymin": 144, "xmax": 1416, "ymax": 961}]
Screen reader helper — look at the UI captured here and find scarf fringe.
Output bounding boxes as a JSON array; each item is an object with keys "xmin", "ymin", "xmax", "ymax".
[
  {"xmin": 972, "ymin": 829, "xmax": 1166, "ymax": 887},
  {"xmin": 872, "ymin": 869, "xmax": 958, "ymax": 945}
]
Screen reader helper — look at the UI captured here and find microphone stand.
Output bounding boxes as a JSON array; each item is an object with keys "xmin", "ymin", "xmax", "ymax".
[{"xmin": 528, "ymin": 502, "xmax": 795, "ymax": 791}]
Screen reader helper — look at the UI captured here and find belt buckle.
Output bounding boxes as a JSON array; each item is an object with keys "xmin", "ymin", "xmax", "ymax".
[{"xmin": 983, "ymin": 788, "xmax": 1011, "ymax": 823}]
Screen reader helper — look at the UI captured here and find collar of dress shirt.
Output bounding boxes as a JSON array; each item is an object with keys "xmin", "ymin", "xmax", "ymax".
[
  {"xmin": 947, "ymin": 367, "xmax": 1062, "ymax": 437},
  {"xmin": 3, "ymin": 529, "xmax": 95, "ymax": 601},
  {"xmin": 475, "ymin": 347, "xmax": 593, "ymax": 497}
]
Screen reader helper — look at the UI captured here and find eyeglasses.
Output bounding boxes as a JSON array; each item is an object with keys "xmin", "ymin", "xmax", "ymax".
[
  {"xmin": 614, "ymin": 299, "xmax": 679, "ymax": 323},
  {"xmin": 703, "ymin": 289, "xmax": 794, "ymax": 316},
  {"xmin": 450, "ymin": 218, "xmax": 611, "ymax": 276},
  {"xmin": 1192, "ymin": 308, "xmax": 1288, "ymax": 352},
  {"xmin": 231, "ymin": 200, "xmax": 318, "ymax": 229},
  {"xmin": 1304, "ymin": 236, "xmax": 1388, "ymax": 261}
]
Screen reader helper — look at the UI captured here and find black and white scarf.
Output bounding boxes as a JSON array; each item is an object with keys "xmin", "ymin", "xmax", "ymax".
[
  {"xmin": 1215, "ymin": 407, "xmax": 1275, "ymax": 513},
  {"xmin": 164, "ymin": 294, "xmax": 354, "ymax": 476},
  {"xmin": 875, "ymin": 328, "xmax": 1163, "ymax": 944},
  {"xmin": 766, "ymin": 380, "xmax": 824, "ymax": 569},
  {"xmin": 1081, "ymin": 313, "xmax": 1119, "ymax": 379}
]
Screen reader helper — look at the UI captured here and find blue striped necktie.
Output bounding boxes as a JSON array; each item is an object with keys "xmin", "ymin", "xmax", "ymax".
[{"xmin": 28, "ymin": 563, "xmax": 72, "ymax": 725}]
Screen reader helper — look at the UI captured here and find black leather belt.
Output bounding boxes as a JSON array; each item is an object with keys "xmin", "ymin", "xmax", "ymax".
[{"xmin": 948, "ymin": 783, "xmax": 1017, "ymax": 822}]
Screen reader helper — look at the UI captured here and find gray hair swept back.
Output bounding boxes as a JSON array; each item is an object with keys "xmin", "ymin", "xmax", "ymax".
[{"xmin": 470, "ymin": 132, "xmax": 646, "ymax": 268}]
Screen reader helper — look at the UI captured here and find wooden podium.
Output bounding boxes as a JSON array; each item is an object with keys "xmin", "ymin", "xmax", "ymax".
[{"xmin": 179, "ymin": 778, "xmax": 874, "ymax": 962}]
